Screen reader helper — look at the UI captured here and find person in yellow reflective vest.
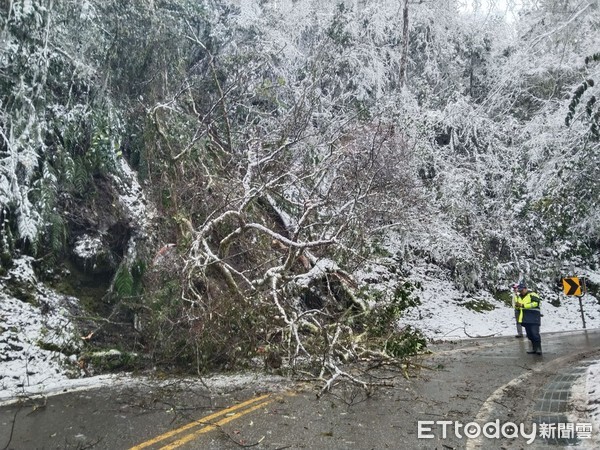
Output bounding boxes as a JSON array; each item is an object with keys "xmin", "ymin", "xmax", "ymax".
[
  {"xmin": 511, "ymin": 283, "xmax": 524, "ymax": 338},
  {"xmin": 515, "ymin": 282, "xmax": 542, "ymax": 355}
]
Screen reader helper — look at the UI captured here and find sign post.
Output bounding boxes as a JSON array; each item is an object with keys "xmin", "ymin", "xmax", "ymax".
[{"xmin": 562, "ymin": 277, "xmax": 586, "ymax": 329}]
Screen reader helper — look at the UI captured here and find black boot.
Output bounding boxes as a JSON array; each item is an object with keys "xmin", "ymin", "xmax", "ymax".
[{"xmin": 527, "ymin": 343, "xmax": 542, "ymax": 355}]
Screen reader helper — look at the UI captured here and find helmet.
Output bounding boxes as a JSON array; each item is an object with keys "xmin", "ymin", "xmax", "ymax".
[{"xmin": 516, "ymin": 281, "xmax": 527, "ymax": 290}]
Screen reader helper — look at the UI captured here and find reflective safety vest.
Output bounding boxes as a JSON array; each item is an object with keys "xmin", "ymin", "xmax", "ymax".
[
  {"xmin": 512, "ymin": 294, "xmax": 520, "ymax": 310},
  {"xmin": 518, "ymin": 292, "xmax": 541, "ymax": 324}
]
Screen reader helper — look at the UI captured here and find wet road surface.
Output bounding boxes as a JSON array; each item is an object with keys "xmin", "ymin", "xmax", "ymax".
[{"xmin": 1, "ymin": 329, "xmax": 600, "ymax": 449}]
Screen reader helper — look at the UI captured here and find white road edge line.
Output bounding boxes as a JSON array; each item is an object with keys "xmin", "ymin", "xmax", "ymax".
[{"xmin": 466, "ymin": 352, "xmax": 595, "ymax": 449}]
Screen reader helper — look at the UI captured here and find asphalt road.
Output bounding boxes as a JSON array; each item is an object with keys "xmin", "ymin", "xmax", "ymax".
[{"xmin": 2, "ymin": 330, "xmax": 600, "ymax": 450}]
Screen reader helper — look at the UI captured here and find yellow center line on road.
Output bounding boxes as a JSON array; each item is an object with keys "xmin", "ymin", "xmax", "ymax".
[
  {"xmin": 159, "ymin": 399, "xmax": 274, "ymax": 450},
  {"xmin": 129, "ymin": 393, "xmax": 271, "ymax": 450}
]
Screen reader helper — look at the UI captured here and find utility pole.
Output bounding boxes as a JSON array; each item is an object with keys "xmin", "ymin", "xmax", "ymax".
[
  {"xmin": 562, "ymin": 276, "xmax": 587, "ymax": 329},
  {"xmin": 579, "ymin": 277, "xmax": 587, "ymax": 329}
]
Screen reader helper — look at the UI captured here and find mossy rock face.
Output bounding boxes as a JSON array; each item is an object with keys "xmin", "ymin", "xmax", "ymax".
[{"xmin": 49, "ymin": 260, "xmax": 112, "ymax": 316}]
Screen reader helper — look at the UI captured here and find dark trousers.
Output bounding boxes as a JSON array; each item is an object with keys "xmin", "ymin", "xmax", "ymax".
[{"xmin": 523, "ymin": 323, "xmax": 541, "ymax": 345}]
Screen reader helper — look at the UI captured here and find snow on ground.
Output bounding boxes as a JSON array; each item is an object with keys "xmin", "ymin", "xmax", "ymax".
[
  {"xmin": 0, "ymin": 257, "xmax": 85, "ymax": 403},
  {"xmin": 568, "ymin": 360, "xmax": 600, "ymax": 449}
]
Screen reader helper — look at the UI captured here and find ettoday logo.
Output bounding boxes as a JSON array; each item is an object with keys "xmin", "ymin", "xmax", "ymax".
[{"xmin": 418, "ymin": 420, "xmax": 536, "ymax": 444}]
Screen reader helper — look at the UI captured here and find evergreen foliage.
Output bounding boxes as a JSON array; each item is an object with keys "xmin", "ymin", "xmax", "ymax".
[{"xmin": 0, "ymin": 0, "xmax": 122, "ymax": 256}]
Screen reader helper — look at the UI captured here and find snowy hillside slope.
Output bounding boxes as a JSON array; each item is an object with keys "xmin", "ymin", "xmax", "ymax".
[
  {"xmin": 401, "ymin": 265, "xmax": 600, "ymax": 340},
  {"xmin": 1, "ymin": 257, "xmax": 85, "ymax": 400}
]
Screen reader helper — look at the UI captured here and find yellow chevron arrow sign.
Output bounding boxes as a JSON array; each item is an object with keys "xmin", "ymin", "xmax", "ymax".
[{"xmin": 562, "ymin": 277, "xmax": 583, "ymax": 297}]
